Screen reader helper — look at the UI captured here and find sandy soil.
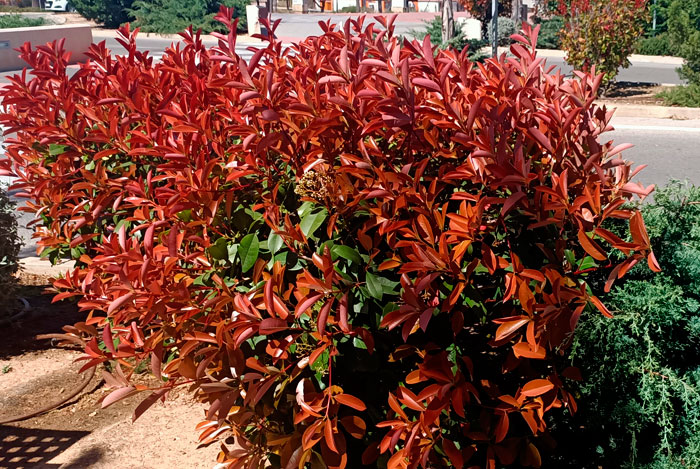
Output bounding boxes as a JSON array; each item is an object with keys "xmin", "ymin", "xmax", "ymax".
[{"xmin": 0, "ymin": 285, "xmax": 221, "ymax": 469}]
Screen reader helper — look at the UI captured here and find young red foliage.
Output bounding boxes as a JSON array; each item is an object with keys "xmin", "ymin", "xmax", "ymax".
[{"xmin": 0, "ymin": 11, "xmax": 657, "ymax": 468}]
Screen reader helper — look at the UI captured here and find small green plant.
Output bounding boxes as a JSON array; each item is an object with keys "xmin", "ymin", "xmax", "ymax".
[
  {"xmin": 534, "ymin": 16, "xmax": 564, "ymax": 49},
  {"xmin": 667, "ymin": 0, "xmax": 700, "ymax": 86},
  {"xmin": 487, "ymin": 16, "xmax": 516, "ymax": 46},
  {"xmin": 71, "ymin": 0, "xmax": 134, "ymax": 28},
  {"xmin": 2, "ymin": 365, "xmax": 11, "ymax": 374},
  {"xmin": 0, "ymin": 5, "xmax": 42, "ymax": 12},
  {"xmin": 0, "ymin": 14, "xmax": 46, "ymax": 29},
  {"xmin": 411, "ymin": 16, "xmax": 488, "ymax": 61},
  {"xmin": 0, "ymin": 188, "xmax": 20, "ymax": 319},
  {"xmin": 658, "ymin": 84, "xmax": 700, "ymax": 107},
  {"xmin": 130, "ymin": 0, "xmax": 247, "ymax": 34},
  {"xmin": 551, "ymin": 181, "xmax": 700, "ymax": 468},
  {"xmin": 635, "ymin": 32, "xmax": 681, "ymax": 56}
]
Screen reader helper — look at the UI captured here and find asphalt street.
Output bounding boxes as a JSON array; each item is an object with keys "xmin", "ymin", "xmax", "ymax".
[
  {"xmin": 4, "ymin": 117, "xmax": 698, "ymax": 257},
  {"xmin": 0, "ymin": 20, "xmax": 686, "ymax": 85},
  {"xmin": 90, "ymin": 34, "xmax": 685, "ymax": 86},
  {"xmin": 605, "ymin": 118, "xmax": 700, "ymax": 190}
]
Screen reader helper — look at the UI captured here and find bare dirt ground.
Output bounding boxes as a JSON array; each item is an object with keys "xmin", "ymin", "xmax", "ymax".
[
  {"xmin": 603, "ymin": 81, "xmax": 674, "ymax": 106},
  {"xmin": 0, "ymin": 283, "xmax": 220, "ymax": 469}
]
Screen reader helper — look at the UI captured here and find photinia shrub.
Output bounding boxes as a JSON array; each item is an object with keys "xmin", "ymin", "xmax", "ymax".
[
  {"xmin": 558, "ymin": 0, "xmax": 650, "ymax": 89},
  {"xmin": 0, "ymin": 12, "xmax": 659, "ymax": 468}
]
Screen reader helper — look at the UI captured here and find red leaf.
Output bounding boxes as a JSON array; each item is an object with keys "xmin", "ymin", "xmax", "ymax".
[
  {"xmin": 442, "ymin": 439, "xmax": 464, "ymax": 468},
  {"xmin": 577, "ymin": 229, "xmax": 607, "ymax": 261},
  {"xmin": 102, "ymin": 323, "xmax": 117, "ymax": 356},
  {"xmin": 324, "ymin": 419, "xmax": 338, "ymax": 453},
  {"xmin": 512, "ymin": 342, "xmax": 546, "ymax": 359},
  {"xmin": 590, "ymin": 295, "xmax": 613, "ymax": 318},
  {"xmin": 334, "ymin": 393, "xmax": 367, "ymax": 411},
  {"xmin": 102, "ymin": 385, "xmax": 137, "ymax": 408},
  {"xmin": 107, "ymin": 292, "xmax": 135, "ymax": 315},
  {"xmin": 495, "ymin": 318, "xmax": 529, "ymax": 342},
  {"xmin": 339, "ymin": 415, "xmax": 366, "ymax": 439},
  {"xmin": 133, "ymin": 388, "xmax": 168, "ymax": 421},
  {"xmin": 529, "ymin": 127, "xmax": 554, "ymax": 153},
  {"xmin": 521, "ymin": 379, "xmax": 555, "ymax": 397},
  {"xmin": 259, "ymin": 318, "xmax": 289, "ymax": 335}
]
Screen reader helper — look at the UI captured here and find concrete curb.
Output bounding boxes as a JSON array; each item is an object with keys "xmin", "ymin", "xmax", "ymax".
[
  {"xmin": 19, "ymin": 256, "xmax": 75, "ymax": 280},
  {"xmin": 600, "ymin": 101, "xmax": 700, "ymax": 120}
]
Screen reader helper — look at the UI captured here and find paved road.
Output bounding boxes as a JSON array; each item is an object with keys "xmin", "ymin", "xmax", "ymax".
[
  {"xmin": 542, "ymin": 57, "xmax": 684, "ymax": 85},
  {"xmin": 0, "ymin": 20, "xmax": 686, "ymax": 86},
  {"xmin": 269, "ymin": 11, "xmax": 434, "ymax": 38},
  {"xmin": 5, "ymin": 117, "xmax": 698, "ymax": 257},
  {"xmin": 606, "ymin": 117, "xmax": 700, "ymax": 189},
  {"xmin": 95, "ymin": 33, "xmax": 684, "ymax": 86},
  {"xmin": 96, "ymin": 36, "xmax": 260, "ymax": 62}
]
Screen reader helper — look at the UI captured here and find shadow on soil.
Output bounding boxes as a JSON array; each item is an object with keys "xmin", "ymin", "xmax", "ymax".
[
  {"xmin": 606, "ymin": 80, "xmax": 658, "ymax": 98},
  {"xmin": 0, "ymin": 285, "xmax": 83, "ymax": 360},
  {"xmin": 0, "ymin": 425, "xmax": 100, "ymax": 468}
]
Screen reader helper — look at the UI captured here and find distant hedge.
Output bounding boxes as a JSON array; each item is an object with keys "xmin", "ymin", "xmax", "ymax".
[
  {"xmin": 130, "ymin": 0, "xmax": 248, "ymax": 34},
  {"xmin": 71, "ymin": 0, "xmax": 134, "ymax": 29},
  {"xmin": 0, "ymin": 14, "xmax": 45, "ymax": 29}
]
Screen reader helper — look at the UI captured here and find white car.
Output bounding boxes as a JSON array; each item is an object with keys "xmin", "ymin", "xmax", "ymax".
[{"xmin": 43, "ymin": 0, "xmax": 76, "ymax": 12}]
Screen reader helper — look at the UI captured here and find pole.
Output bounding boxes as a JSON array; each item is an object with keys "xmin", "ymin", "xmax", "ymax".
[
  {"xmin": 442, "ymin": 0, "xmax": 454, "ymax": 44},
  {"xmin": 652, "ymin": 0, "xmax": 657, "ymax": 35},
  {"xmin": 491, "ymin": 0, "xmax": 498, "ymax": 58}
]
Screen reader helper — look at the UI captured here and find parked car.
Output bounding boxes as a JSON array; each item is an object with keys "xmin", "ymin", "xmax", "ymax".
[{"xmin": 43, "ymin": 0, "xmax": 75, "ymax": 12}]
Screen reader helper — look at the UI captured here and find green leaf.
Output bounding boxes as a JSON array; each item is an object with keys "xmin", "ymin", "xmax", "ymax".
[
  {"xmin": 353, "ymin": 337, "xmax": 367, "ymax": 350},
  {"xmin": 332, "ymin": 245, "xmax": 362, "ymax": 264},
  {"xmin": 208, "ymin": 237, "xmax": 228, "ymax": 260},
  {"xmin": 193, "ymin": 272, "xmax": 212, "ymax": 286},
  {"xmin": 227, "ymin": 243, "xmax": 239, "ymax": 263},
  {"xmin": 300, "ymin": 208, "xmax": 328, "ymax": 239},
  {"xmin": 376, "ymin": 275, "xmax": 400, "ymax": 295},
  {"xmin": 311, "ymin": 349, "xmax": 330, "ymax": 371},
  {"xmin": 383, "ymin": 302, "xmax": 399, "ymax": 314},
  {"xmin": 268, "ymin": 232, "xmax": 284, "ymax": 254},
  {"xmin": 577, "ymin": 255, "xmax": 598, "ymax": 271},
  {"xmin": 565, "ymin": 249, "xmax": 576, "ymax": 267},
  {"xmin": 297, "ymin": 201, "xmax": 315, "ymax": 219},
  {"xmin": 49, "ymin": 144, "xmax": 68, "ymax": 156},
  {"xmin": 366, "ymin": 272, "xmax": 383, "ymax": 300},
  {"xmin": 176, "ymin": 209, "xmax": 192, "ymax": 222},
  {"xmin": 245, "ymin": 207, "xmax": 263, "ymax": 222},
  {"xmin": 239, "ymin": 234, "xmax": 259, "ymax": 273}
]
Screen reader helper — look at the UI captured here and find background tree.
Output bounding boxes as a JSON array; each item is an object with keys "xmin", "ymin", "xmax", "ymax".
[
  {"xmin": 559, "ymin": 0, "xmax": 649, "ymax": 89},
  {"xmin": 667, "ymin": 0, "xmax": 700, "ymax": 85},
  {"xmin": 458, "ymin": 0, "xmax": 512, "ymax": 22}
]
